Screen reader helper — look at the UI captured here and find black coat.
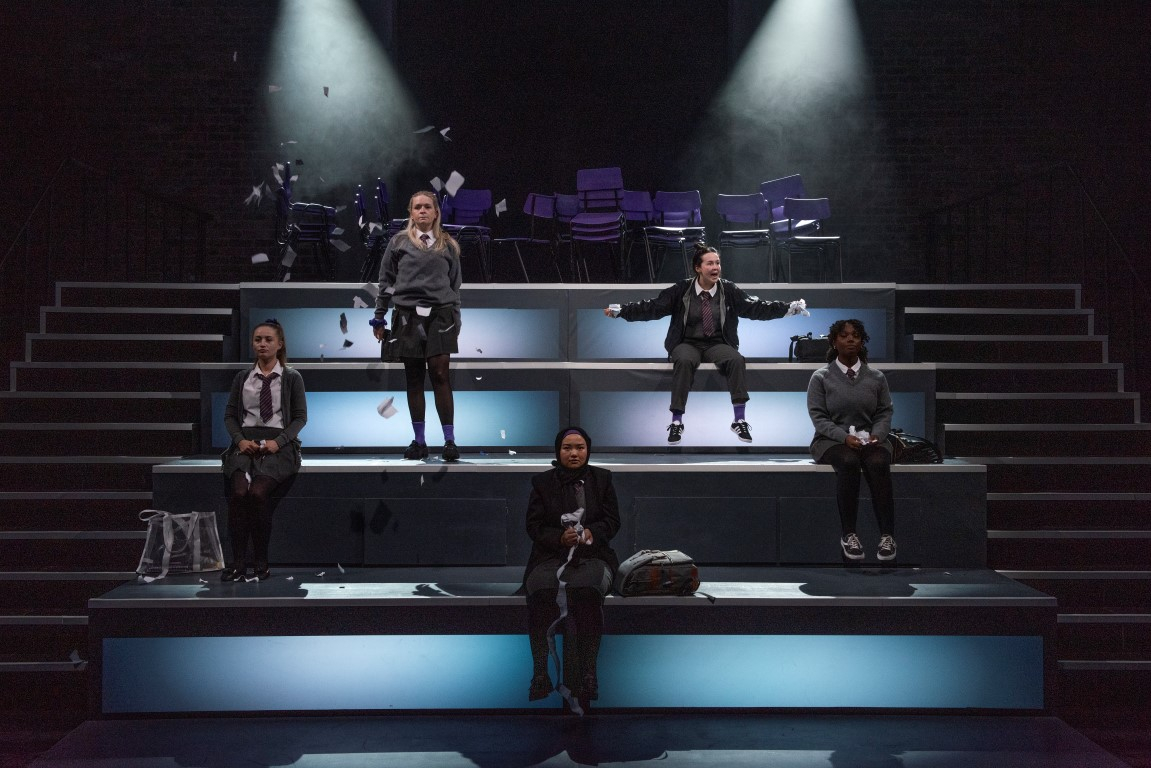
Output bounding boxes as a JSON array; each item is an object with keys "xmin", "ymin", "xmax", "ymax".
[
  {"xmin": 521, "ymin": 465, "xmax": 621, "ymax": 588},
  {"xmin": 617, "ymin": 278, "xmax": 789, "ymax": 355}
]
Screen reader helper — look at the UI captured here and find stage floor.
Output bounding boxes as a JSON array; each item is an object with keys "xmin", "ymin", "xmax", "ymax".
[{"xmin": 31, "ymin": 713, "xmax": 1130, "ymax": 767}]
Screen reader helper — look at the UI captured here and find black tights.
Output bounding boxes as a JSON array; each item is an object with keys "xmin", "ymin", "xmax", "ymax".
[
  {"xmin": 403, "ymin": 354, "xmax": 453, "ymax": 425},
  {"xmin": 227, "ymin": 471, "xmax": 278, "ymax": 567},
  {"xmin": 819, "ymin": 443, "xmax": 895, "ymax": 536}
]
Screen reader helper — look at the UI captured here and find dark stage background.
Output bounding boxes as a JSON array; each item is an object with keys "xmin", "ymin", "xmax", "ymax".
[{"xmin": 0, "ymin": 0, "xmax": 1148, "ymax": 284}]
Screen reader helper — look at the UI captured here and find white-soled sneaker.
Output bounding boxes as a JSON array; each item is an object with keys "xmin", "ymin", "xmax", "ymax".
[
  {"xmin": 667, "ymin": 422, "xmax": 684, "ymax": 445},
  {"xmin": 877, "ymin": 534, "xmax": 898, "ymax": 561},
  {"xmin": 730, "ymin": 420, "xmax": 752, "ymax": 443},
  {"xmin": 840, "ymin": 533, "xmax": 864, "ymax": 560}
]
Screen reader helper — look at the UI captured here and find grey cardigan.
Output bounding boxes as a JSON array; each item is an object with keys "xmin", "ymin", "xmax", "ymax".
[
  {"xmin": 223, "ymin": 365, "xmax": 308, "ymax": 450},
  {"xmin": 806, "ymin": 362, "xmax": 893, "ymax": 462}
]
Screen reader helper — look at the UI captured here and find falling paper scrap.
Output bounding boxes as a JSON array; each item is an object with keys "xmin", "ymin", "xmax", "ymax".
[
  {"xmin": 251, "ymin": 252, "xmax": 269, "ymax": 264},
  {"xmin": 316, "ymin": 571, "xmax": 326, "ymax": 577},
  {"xmin": 331, "ymin": 239, "xmax": 351, "ymax": 253},
  {"xmin": 475, "ymin": 376, "xmax": 482, "ymax": 381},
  {"xmin": 286, "ymin": 576, "xmax": 295, "ymax": 581},
  {"xmin": 323, "ymin": 86, "xmax": 329, "ymax": 97},
  {"xmin": 495, "ymin": 198, "xmax": 507, "ymax": 216},
  {"xmin": 282, "ymin": 272, "xmax": 291, "ymax": 282},
  {"xmin": 500, "ymin": 430, "xmax": 506, "ymax": 439},
  {"xmin": 361, "ymin": 282, "xmax": 380, "ymax": 299},
  {"xmin": 475, "ymin": 348, "xmax": 483, "ymax": 353},
  {"xmin": 420, "ymin": 475, "xmax": 425, "ymax": 486},
  {"xmin": 69, "ymin": 650, "xmax": 86, "ymax": 669},
  {"xmin": 338, "ymin": 563, "xmax": 346, "ymax": 574},
  {"xmin": 415, "ymin": 125, "xmax": 435, "ymax": 134},
  {"xmin": 272, "ymin": 162, "xmax": 284, "ymax": 185},
  {"xmin": 198, "ymin": 578, "xmax": 208, "ymax": 584},
  {"xmin": 233, "ymin": 51, "xmax": 237, "ymax": 62},
  {"xmin": 281, "ymin": 246, "xmax": 297, "ymax": 268},
  {"xmin": 339, "ymin": 312, "xmax": 348, "ymax": 334},
  {"xmin": 342, "ymin": 339, "xmax": 354, "ymax": 348},
  {"xmin": 377, "ymin": 397, "xmax": 397, "ymax": 418},
  {"xmin": 445, "ymin": 171, "xmax": 465, "ymax": 197},
  {"xmin": 331, "ymin": 227, "xmax": 344, "ymax": 236},
  {"xmin": 268, "ymin": 85, "xmax": 282, "ymax": 93},
  {"xmin": 430, "ymin": 176, "xmax": 443, "ymax": 192},
  {"xmin": 440, "ymin": 126, "xmax": 452, "ymax": 141},
  {"xmin": 352, "ymin": 296, "xmax": 369, "ymax": 309},
  {"xmin": 244, "ymin": 185, "xmax": 264, "ymax": 206},
  {"xmin": 509, "ymin": 450, "xmax": 517, "ymax": 455}
]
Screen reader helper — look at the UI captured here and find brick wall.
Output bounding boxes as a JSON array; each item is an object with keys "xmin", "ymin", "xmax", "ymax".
[{"xmin": 1, "ymin": 0, "xmax": 1146, "ymax": 284}]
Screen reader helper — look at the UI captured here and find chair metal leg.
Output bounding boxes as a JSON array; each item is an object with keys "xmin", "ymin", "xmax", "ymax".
[
  {"xmin": 642, "ymin": 233, "xmax": 655, "ymax": 283},
  {"xmin": 511, "ymin": 242, "xmax": 530, "ymax": 282}
]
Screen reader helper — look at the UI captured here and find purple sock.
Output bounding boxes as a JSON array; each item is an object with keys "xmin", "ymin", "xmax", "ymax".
[
  {"xmin": 671, "ymin": 410, "xmax": 684, "ymax": 424},
  {"xmin": 443, "ymin": 424, "xmax": 455, "ymax": 443},
  {"xmin": 412, "ymin": 421, "xmax": 426, "ymax": 444},
  {"xmin": 733, "ymin": 404, "xmax": 746, "ymax": 422}
]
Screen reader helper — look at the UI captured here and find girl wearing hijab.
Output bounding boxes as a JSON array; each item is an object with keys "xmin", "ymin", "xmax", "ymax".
[{"xmin": 521, "ymin": 427, "xmax": 620, "ymax": 711}]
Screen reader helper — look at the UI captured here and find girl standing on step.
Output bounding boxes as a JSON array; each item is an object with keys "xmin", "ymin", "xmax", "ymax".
[
  {"xmin": 521, "ymin": 427, "xmax": 620, "ymax": 712},
  {"xmin": 807, "ymin": 318, "xmax": 897, "ymax": 563},
  {"xmin": 371, "ymin": 191, "xmax": 463, "ymax": 462},
  {"xmin": 221, "ymin": 319, "xmax": 308, "ymax": 581}
]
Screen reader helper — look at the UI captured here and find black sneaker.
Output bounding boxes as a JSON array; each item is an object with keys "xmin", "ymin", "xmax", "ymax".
[
  {"xmin": 403, "ymin": 440, "xmax": 429, "ymax": 460},
  {"xmin": 840, "ymin": 533, "xmax": 864, "ymax": 560},
  {"xmin": 442, "ymin": 440, "xmax": 460, "ymax": 462},
  {"xmin": 730, "ymin": 420, "xmax": 752, "ymax": 443},
  {"xmin": 667, "ymin": 422, "xmax": 684, "ymax": 445},
  {"xmin": 877, "ymin": 534, "xmax": 897, "ymax": 561}
]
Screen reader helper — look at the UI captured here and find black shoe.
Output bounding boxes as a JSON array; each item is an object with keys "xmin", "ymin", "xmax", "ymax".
[
  {"xmin": 221, "ymin": 565, "xmax": 246, "ymax": 582},
  {"xmin": 253, "ymin": 563, "xmax": 271, "ymax": 581},
  {"xmin": 730, "ymin": 419, "xmax": 753, "ymax": 443},
  {"xmin": 840, "ymin": 533, "xmax": 864, "ymax": 560},
  {"xmin": 442, "ymin": 440, "xmax": 460, "ymax": 462},
  {"xmin": 528, "ymin": 674, "xmax": 553, "ymax": 701},
  {"xmin": 403, "ymin": 440, "xmax": 429, "ymax": 460},
  {"xmin": 877, "ymin": 535, "xmax": 898, "ymax": 561},
  {"xmin": 667, "ymin": 422, "xmax": 684, "ymax": 445}
]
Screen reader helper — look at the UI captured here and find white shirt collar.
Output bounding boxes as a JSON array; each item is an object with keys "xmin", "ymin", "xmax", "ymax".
[
  {"xmin": 834, "ymin": 359, "xmax": 861, "ymax": 375},
  {"xmin": 693, "ymin": 279, "xmax": 717, "ymax": 297},
  {"xmin": 252, "ymin": 361, "xmax": 284, "ymax": 379}
]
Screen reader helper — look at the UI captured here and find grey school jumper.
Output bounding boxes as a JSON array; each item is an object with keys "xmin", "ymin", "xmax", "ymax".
[{"xmin": 806, "ymin": 362, "xmax": 894, "ymax": 462}]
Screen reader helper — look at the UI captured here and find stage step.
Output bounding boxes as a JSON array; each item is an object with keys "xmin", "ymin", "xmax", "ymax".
[
  {"xmin": 943, "ymin": 423, "xmax": 1151, "ymax": 456},
  {"xmin": 0, "ymin": 457, "xmax": 164, "ymax": 491},
  {"xmin": 0, "ymin": 663, "xmax": 87, "ymax": 711},
  {"xmin": 987, "ymin": 492, "xmax": 1151, "ymax": 530},
  {"xmin": 0, "ymin": 392, "xmax": 198, "ymax": 423},
  {"xmin": 988, "ymin": 530, "xmax": 1151, "ymax": 570},
  {"xmin": 933, "ymin": 363, "xmax": 1123, "ymax": 392},
  {"xmin": 0, "ymin": 423, "xmax": 197, "ymax": 456},
  {"xmin": 0, "ymin": 572, "xmax": 136, "ymax": 614},
  {"xmin": 0, "ymin": 531, "xmax": 145, "ymax": 571},
  {"xmin": 0, "ymin": 615, "xmax": 88, "ymax": 661},
  {"xmin": 895, "ymin": 284, "xmax": 1080, "ymax": 309},
  {"xmin": 1058, "ymin": 613, "xmax": 1151, "ymax": 659},
  {"xmin": 977, "ymin": 458, "xmax": 1151, "ymax": 495},
  {"xmin": 901, "ymin": 307, "xmax": 1094, "ymax": 335},
  {"xmin": 1056, "ymin": 661, "xmax": 1151, "ymax": 711},
  {"xmin": 936, "ymin": 393, "xmax": 1139, "ymax": 424},
  {"xmin": 25, "ymin": 334, "xmax": 229, "ymax": 364},
  {"xmin": 1001, "ymin": 571, "xmax": 1151, "ymax": 611},
  {"xmin": 912, "ymin": 334, "xmax": 1106, "ymax": 364},
  {"xmin": 57, "ymin": 282, "xmax": 240, "ymax": 310},
  {"xmin": 9, "ymin": 362, "xmax": 204, "ymax": 392},
  {"xmin": 87, "ymin": 568, "xmax": 1055, "ymax": 714},
  {"xmin": 0, "ymin": 493, "xmax": 151, "ymax": 531},
  {"xmin": 41, "ymin": 306, "xmax": 236, "ymax": 335}
]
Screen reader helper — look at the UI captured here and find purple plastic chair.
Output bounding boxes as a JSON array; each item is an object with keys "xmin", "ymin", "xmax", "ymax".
[
  {"xmin": 760, "ymin": 174, "xmax": 806, "ymax": 224},
  {"xmin": 572, "ymin": 167, "xmax": 626, "ymax": 281},
  {"xmin": 715, "ymin": 193, "xmax": 776, "ymax": 281},
  {"xmin": 442, "ymin": 188, "xmax": 494, "ymax": 282},
  {"xmin": 777, "ymin": 197, "xmax": 842, "ymax": 282},
  {"xmin": 355, "ymin": 185, "xmax": 387, "ymax": 281},
  {"xmin": 491, "ymin": 193, "xmax": 563, "ymax": 282},
  {"xmin": 644, "ymin": 190, "xmax": 707, "ymax": 280},
  {"xmin": 273, "ymin": 161, "xmax": 337, "ymax": 280}
]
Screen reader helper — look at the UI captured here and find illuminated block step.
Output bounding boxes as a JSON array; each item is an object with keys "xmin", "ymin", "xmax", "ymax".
[{"xmin": 88, "ymin": 568, "xmax": 1055, "ymax": 714}]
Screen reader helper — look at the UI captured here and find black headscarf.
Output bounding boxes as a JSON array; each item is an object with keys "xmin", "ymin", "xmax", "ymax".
[{"xmin": 552, "ymin": 426, "xmax": 592, "ymax": 486}]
